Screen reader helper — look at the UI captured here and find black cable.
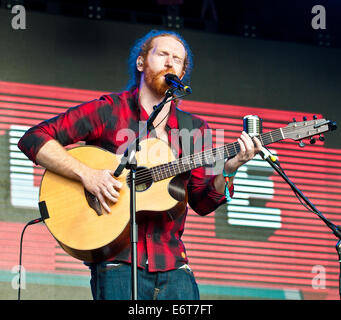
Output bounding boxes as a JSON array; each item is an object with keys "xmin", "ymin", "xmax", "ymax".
[
  {"xmin": 153, "ymin": 106, "xmax": 172, "ymax": 129},
  {"xmin": 275, "ymin": 161, "xmax": 316, "ymax": 214},
  {"xmin": 17, "ymin": 217, "xmax": 43, "ymax": 300},
  {"xmin": 152, "ymin": 91, "xmax": 191, "ymax": 129}
]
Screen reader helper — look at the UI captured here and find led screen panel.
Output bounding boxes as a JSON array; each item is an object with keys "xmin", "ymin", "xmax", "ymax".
[{"xmin": 0, "ymin": 81, "xmax": 340, "ymax": 300}]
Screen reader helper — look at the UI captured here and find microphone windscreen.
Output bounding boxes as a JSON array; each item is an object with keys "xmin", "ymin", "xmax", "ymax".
[
  {"xmin": 243, "ymin": 115, "xmax": 262, "ymax": 137},
  {"xmin": 164, "ymin": 73, "xmax": 178, "ymax": 85}
]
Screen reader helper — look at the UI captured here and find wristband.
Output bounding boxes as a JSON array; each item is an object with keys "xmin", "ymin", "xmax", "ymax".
[{"xmin": 222, "ymin": 169, "xmax": 237, "ymax": 202}]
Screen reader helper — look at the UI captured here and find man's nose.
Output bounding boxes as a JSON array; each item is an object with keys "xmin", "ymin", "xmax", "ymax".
[{"xmin": 165, "ymin": 55, "xmax": 174, "ymax": 67}]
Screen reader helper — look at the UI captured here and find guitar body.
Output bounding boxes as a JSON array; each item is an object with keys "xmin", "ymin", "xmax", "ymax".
[{"xmin": 39, "ymin": 138, "xmax": 188, "ymax": 263}]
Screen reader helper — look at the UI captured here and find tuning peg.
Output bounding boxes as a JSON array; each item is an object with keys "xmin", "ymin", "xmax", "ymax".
[
  {"xmin": 303, "ymin": 116, "xmax": 307, "ymax": 121},
  {"xmin": 299, "ymin": 140, "xmax": 305, "ymax": 148},
  {"xmin": 310, "ymin": 137, "xmax": 316, "ymax": 144},
  {"xmin": 319, "ymin": 134, "xmax": 325, "ymax": 141}
]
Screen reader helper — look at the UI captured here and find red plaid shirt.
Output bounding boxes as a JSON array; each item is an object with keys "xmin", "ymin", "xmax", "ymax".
[{"xmin": 18, "ymin": 88, "xmax": 232, "ymax": 272}]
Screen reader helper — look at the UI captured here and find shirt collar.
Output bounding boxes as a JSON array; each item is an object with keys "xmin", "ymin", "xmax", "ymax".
[{"xmin": 132, "ymin": 87, "xmax": 179, "ymax": 132}]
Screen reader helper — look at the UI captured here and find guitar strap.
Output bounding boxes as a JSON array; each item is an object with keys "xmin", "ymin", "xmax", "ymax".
[
  {"xmin": 176, "ymin": 107, "xmax": 194, "ymax": 157},
  {"xmin": 174, "ymin": 107, "xmax": 195, "ymax": 192}
]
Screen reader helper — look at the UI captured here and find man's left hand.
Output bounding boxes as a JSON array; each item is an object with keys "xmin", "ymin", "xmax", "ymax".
[{"xmin": 224, "ymin": 131, "xmax": 262, "ymax": 174}]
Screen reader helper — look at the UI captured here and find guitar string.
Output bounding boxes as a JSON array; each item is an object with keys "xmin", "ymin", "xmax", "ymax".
[
  {"xmin": 126, "ymin": 129, "xmax": 284, "ymax": 184},
  {"xmin": 131, "ymin": 120, "xmax": 323, "ymax": 185},
  {"xmin": 126, "ymin": 119, "xmax": 321, "ymax": 184},
  {"xmin": 126, "ymin": 140, "xmax": 241, "ymax": 182},
  {"xmin": 144, "ymin": 131, "xmax": 282, "ymax": 184},
  {"xmin": 125, "ymin": 129, "xmax": 284, "ymax": 185}
]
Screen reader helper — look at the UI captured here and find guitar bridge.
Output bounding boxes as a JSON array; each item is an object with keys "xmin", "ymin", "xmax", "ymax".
[{"xmin": 84, "ymin": 189, "xmax": 102, "ymax": 216}]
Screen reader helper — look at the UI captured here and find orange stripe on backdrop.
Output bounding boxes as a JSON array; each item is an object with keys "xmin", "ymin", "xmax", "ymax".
[
  {"xmin": 0, "ymin": 116, "xmax": 45, "ymax": 125},
  {"xmin": 261, "ymin": 148, "xmax": 341, "ymax": 161},
  {"xmin": 269, "ymin": 142, "xmax": 341, "ymax": 155},
  {"xmin": 196, "ymin": 278, "xmax": 339, "ymax": 300},
  {"xmin": 184, "ymin": 229, "xmax": 337, "ymax": 247},
  {"xmin": 189, "ymin": 209, "xmax": 341, "ymax": 227},
  {"xmin": 188, "ymin": 257, "xmax": 338, "ymax": 273},
  {"xmin": 185, "ymin": 247, "xmax": 333, "ymax": 267},
  {"xmin": 268, "ymin": 195, "xmax": 341, "ymax": 207},
  {"xmin": 192, "ymin": 264, "xmax": 339, "ymax": 280},
  {"xmin": 181, "ymin": 101, "xmax": 322, "ymax": 122},
  {"xmin": 0, "ymin": 94, "xmax": 77, "ymax": 107},
  {"xmin": 0, "ymin": 81, "xmax": 107, "ymax": 101},
  {"xmin": 266, "ymin": 202, "xmax": 341, "ymax": 214},
  {"xmin": 215, "ymin": 137, "xmax": 326, "ymax": 148},
  {"xmin": 200, "ymin": 115, "xmax": 289, "ymax": 130},
  {"xmin": 272, "ymin": 175, "xmax": 341, "ymax": 187},
  {"xmin": 274, "ymin": 156, "xmax": 341, "ymax": 167},
  {"xmin": 183, "ymin": 236, "xmax": 336, "ymax": 256},
  {"xmin": 0, "ymin": 101, "xmax": 69, "ymax": 114},
  {"xmin": 193, "ymin": 270, "xmax": 337, "ymax": 287},
  {"xmin": 271, "ymin": 170, "xmax": 339, "ymax": 181},
  {"xmin": 186, "ymin": 213, "xmax": 339, "ymax": 243},
  {"xmin": 273, "ymin": 183, "xmax": 341, "ymax": 194},
  {"xmin": 269, "ymin": 163, "xmax": 341, "ymax": 174},
  {"xmin": 267, "ymin": 236, "xmax": 336, "ymax": 247},
  {"xmin": 0, "ymin": 108, "xmax": 64, "ymax": 120}
]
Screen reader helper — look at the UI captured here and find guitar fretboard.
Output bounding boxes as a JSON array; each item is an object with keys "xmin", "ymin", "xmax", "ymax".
[{"xmin": 150, "ymin": 127, "xmax": 284, "ymax": 182}]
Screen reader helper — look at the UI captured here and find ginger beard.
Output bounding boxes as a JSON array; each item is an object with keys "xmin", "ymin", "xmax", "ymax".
[{"xmin": 143, "ymin": 62, "xmax": 177, "ymax": 97}]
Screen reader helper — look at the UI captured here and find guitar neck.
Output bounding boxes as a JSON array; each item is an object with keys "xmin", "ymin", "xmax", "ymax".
[{"xmin": 150, "ymin": 127, "xmax": 284, "ymax": 182}]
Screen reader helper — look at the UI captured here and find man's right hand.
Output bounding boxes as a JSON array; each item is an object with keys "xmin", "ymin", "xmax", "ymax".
[
  {"xmin": 80, "ymin": 168, "xmax": 123, "ymax": 213},
  {"xmin": 34, "ymin": 140, "xmax": 123, "ymax": 213}
]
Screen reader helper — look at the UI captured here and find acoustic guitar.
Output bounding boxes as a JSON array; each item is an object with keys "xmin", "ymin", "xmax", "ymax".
[{"xmin": 38, "ymin": 118, "xmax": 336, "ymax": 262}]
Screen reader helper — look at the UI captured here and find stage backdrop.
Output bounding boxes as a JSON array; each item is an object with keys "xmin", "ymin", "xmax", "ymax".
[
  {"xmin": 0, "ymin": 81, "xmax": 340, "ymax": 300},
  {"xmin": 0, "ymin": 6, "xmax": 340, "ymax": 300}
]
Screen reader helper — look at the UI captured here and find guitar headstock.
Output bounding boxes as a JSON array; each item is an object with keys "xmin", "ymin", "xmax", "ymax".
[{"xmin": 283, "ymin": 116, "xmax": 337, "ymax": 146}]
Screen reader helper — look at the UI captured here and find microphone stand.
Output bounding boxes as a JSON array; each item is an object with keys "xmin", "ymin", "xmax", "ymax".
[
  {"xmin": 113, "ymin": 87, "xmax": 177, "ymax": 300},
  {"xmin": 260, "ymin": 147, "xmax": 341, "ymax": 299}
]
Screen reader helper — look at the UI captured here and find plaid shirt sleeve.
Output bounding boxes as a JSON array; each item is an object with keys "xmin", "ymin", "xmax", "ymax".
[
  {"xmin": 17, "ymin": 95, "xmax": 115, "ymax": 164},
  {"xmin": 187, "ymin": 118, "xmax": 234, "ymax": 216}
]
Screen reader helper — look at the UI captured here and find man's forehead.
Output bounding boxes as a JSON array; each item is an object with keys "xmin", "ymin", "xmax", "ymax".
[{"xmin": 150, "ymin": 36, "xmax": 186, "ymax": 56}]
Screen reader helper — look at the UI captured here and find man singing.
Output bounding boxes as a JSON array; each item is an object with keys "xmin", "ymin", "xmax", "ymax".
[{"xmin": 18, "ymin": 29, "xmax": 261, "ymax": 300}]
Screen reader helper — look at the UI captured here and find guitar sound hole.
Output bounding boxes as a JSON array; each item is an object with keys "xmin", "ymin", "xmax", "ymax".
[{"xmin": 126, "ymin": 166, "xmax": 153, "ymax": 192}]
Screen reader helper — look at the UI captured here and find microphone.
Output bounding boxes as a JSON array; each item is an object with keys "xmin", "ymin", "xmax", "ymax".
[
  {"xmin": 243, "ymin": 115, "xmax": 262, "ymax": 137},
  {"xmin": 165, "ymin": 74, "xmax": 192, "ymax": 93},
  {"xmin": 243, "ymin": 115, "xmax": 278, "ymax": 164}
]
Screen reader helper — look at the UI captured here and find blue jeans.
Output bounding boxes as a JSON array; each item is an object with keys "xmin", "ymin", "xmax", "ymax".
[{"xmin": 88, "ymin": 261, "xmax": 200, "ymax": 300}]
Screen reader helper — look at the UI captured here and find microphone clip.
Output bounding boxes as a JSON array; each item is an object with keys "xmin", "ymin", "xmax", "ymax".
[{"xmin": 259, "ymin": 146, "xmax": 279, "ymax": 166}]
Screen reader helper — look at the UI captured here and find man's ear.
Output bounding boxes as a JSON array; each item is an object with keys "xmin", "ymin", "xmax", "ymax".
[{"xmin": 136, "ymin": 56, "xmax": 144, "ymax": 72}]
